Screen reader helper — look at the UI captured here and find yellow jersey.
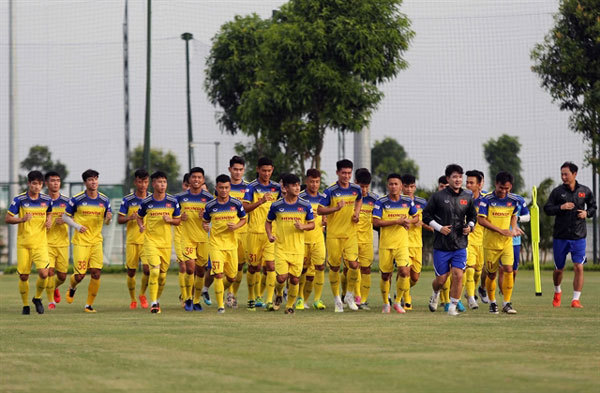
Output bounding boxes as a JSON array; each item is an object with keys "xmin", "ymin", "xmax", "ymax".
[
  {"xmin": 373, "ymin": 195, "xmax": 417, "ymax": 249},
  {"xmin": 357, "ymin": 191, "xmax": 379, "ymax": 244},
  {"xmin": 319, "ymin": 182, "xmax": 361, "ymax": 239},
  {"xmin": 8, "ymin": 192, "xmax": 52, "ymax": 248},
  {"xmin": 299, "ymin": 190, "xmax": 325, "ymax": 244},
  {"xmin": 203, "ymin": 197, "xmax": 246, "ymax": 250},
  {"xmin": 66, "ymin": 191, "xmax": 111, "ymax": 246},
  {"xmin": 47, "ymin": 194, "xmax": 70, "ymax": 247},
  {"xmin": 478, "ymin": 192, "xmax": 519, "ymax": 250},
  {"xmin": 137, "ymin": 194, "xmax": 181, "ymax": 249},
  {"xmin": 267, "ymin": 198, "xmax": 315, "ymax": 255},
  {"xmin": 407, "ymin": 196, "xmax": 427, "ymax": 248},
  {"xmin": 118, "ymin": 192, "xmax": 150, "ymax": 245},
  {"xmin": 176, "ymin": 189, "xmax": 214, "ymax": 244},
  {"xmin": 243, "ymin": 180, "xmax": 282, "ymax": 234}
]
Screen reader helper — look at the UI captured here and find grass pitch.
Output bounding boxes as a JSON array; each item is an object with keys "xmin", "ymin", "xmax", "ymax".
[{"xmin": 0, "ymin": 270, "xmax": 598, "ymax": 393}]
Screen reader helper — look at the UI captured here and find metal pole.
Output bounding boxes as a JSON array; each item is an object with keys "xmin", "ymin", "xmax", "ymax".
[
  {"xmin": 353, "ymin": 126, "xmax": 371, "ymax": 170},
  {"xmin": 123, "ymin": 0, "xmax": 131, "ymax": 194},
  {"xmin": 8, "ymin": 0, "xmax": 18, "ymax": 265},
  {"xmin": 143, "ymin": 0, "xmax": 152, "ymax": 170},
  {"xmin": 593, "ymin": 140, "xmax": 598, "ymax": 264},
  {"xmin": 215, "ymin": 142, "xmax": 220, "ymax": 180},
  {"xmin": 181, "ymin": 32, "xmax": 194, "ymax": 171}
]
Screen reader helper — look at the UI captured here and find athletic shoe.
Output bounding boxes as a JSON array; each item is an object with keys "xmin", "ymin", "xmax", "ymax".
[
  {"xmin": 313, "ymin": 300, "xmax": 326, "ymax": 310},
  {"xmin": 22, "ymin": 306, "xmax": 30, "ymax": 315},
  {"xmin": 354, "ymin": 295, "xmax": 362, "ymax": 305},
  {"xmin": 283, "ymin": 288, "xmax": 288, "ymax": 302},
  {"xmin": 32, "ymin": 298, "xmax": 44, "ymax": 314},
  {"xmin": 456, "ymin": 300, "xmax": 466, "ymax": 313},
  {"xmin": 193, "ymin": 303, "xmax": 203, "ymax": 311},
  {"xmin": 273, "ymin": 295, "xmax": 283, "ymax": 311},
  {"xmin": 129, "ymin": 301, "xmax": 137, "ymax": 310},
  {"xmin": 392, "ymin": 303, "xmax": 406, "ymax": 314},
  {"xmin": 489, "ymin": 302, "xmax": 499, "ymax": 314},
  {"xmin": 255, "ymin": 296, "xmax": 264, "ymax": 308},
  {"xmin": 217, "ymin": 307, "xmax": 225, "ymax": 314},
  {"xmin": 502, "ymin": 303, "xmax": 517, "ymax": 314},
  {"xmin": 247, "ymin": 300, "xmax": 256, "ymax": 311},
  {"xmin": 150, "ymin": 304, "xmax": 160, "ymax": 314},
  {"xmin": 66, "ymin": 288, "xmax": 76, "ymax": 304},
  {"xmin": 231, "ymin": 295, "xmax": 238, "ymax": 309},
  {"xmin": 334, "ymin": 297, "xmax": 344, "ymax": 313},
  {"xmin": 184, "ymin": 299, "xmax": 193, "ymax": 312},
  {"xmin": 201, "ymin": 290, "xmax": 212, "ymax": 306},
  {"xmin": 571, "ymin": 300, "xmax": 583, "ymax": 308},
  {"xmin": 443, "ymin": 303, "xmax": 450, "ymax": 312},
  {"xmin": 266, "ymin": 302, "xmax": 275, "ymax": 311},
  {"xmin": 139, "ymin": 294, "xmax": 149, "ymax": 309},
  {"xmin": 552, "ymin": 292, "xmax": 561, "ymax": 307},
  {"xmin": 478, "ymin": 286, "xmax": 489, "ymax": 304},
  {"xmin": 226, "ymin": 292, "xmax": 234, "ymax": 308},
  {"xmin": 448, "ymin": 307, "xmax": 459, "ymax": 316},
  {"xmin": 428, "ymin": 295, "xmax": 438, "ymax": 312},
  {"xmin": 358, "ymin": 302, "xmax": 370, "ymax": 311},
  {"xmin": 54, "ymin": 288, "xmax": 61, "ymax": 303},
  {"xmin": 295, "ymin": 297, "xmax": 305, "ymax": 310},
  {"xmin": 382, "ymin": 304, "xmax": 391, "ymax": 314},
  {"xmin": 404, "ymin": 303, "xmax": 412, "ymax": 311},
  {"xmin": 344, "ymin": 293, "xmax": 359, "ymax": 311},
  {"xmin": 388, "ymin": 295, "xmax": 392, "ymax": 306},
  {"xmin": 48, "ymin": 302, "xmax": 56, "ymax": 310},
  {"xmin": 468, "ymin": 297, "xmax": 479, "ymax": 310},
  {"xmin": 400, "ymin": 297, "xmax": 405, "ymax": 308},
  {"xmin": 284, "ymin": 307, "xmax": 294, "ymax": 315},
  {"xmin": 84, "ymin": 305, "xmax": 96, "ymax": 313}
]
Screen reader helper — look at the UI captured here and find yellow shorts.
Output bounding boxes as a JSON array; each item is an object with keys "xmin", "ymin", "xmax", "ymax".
[
  {"xmin": 209, "ymin": 248, "xmax": 238, "ymax": 279},
  {"xmin": 73, "ymin": 243, "xmax": 103, "ymax": 274},
  {"xmin": 409, "ymin": 247, "xmax": 422, "ymax": 273},
  {"xmin": 236, "ymin": 232, "xmax": 247, "ymax": 265},
  {"xmin": 358, "ymin": 242, "xmax": 374, "ymax": 268},
  {"xmin": 484, "ymin": 246, "xmax": 513, "ymax": 274},
  {"xmin": 17, "ymin": 246, "xmax": 49, "ymax": 275},
  {"xmin": 326, "ymin": 237, "xmax": 358, "ymax": 268},
  {"xmin": 126, "ymin": 243, "xmax": 148, "ymax": 270},
  {"xmin": 246, "ymin": 232, "xmax": 275, "ymax": 266},
  {"xmin": 145, "ymin": 246, "xmax": 171, "ymax": 272},
  {"xmin": 175, "ymin": 240, "xmax": 184, "ymax": 263},
  {"xmin": 182, "ymin": 241, "xmax": 208, "ymax": 266},
  {"xmin": 467, "ymin": 243, "xmax": 484, "ymax": 270},
  {"xmin": 379, "ymin": 247, "xmax": 409, "ymax": 273},
  {"xmin": 275, "ymin": 250, "xmax": 303, "ymax": 277},
  {"xmin": 48, "ymin": 246, "xmax": 69, "ymax": 273}
]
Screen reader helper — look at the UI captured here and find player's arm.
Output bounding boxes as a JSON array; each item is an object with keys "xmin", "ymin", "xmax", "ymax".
[
  {"xmin": 543, "ymin": 188, "xmax": 568, "ymax": 216},
  {"xmin": 136, "ymin": 203, "xmax": 147, "ymax": 233},
  {"xmin": 477, "ymin": 215, "xmax": 512, "ymax": 237},
  {"xmin": 62, "ymin": 214, "xmax": 86, "ymax": 233},
  {"xmin": 45, "ymin": 210, "xmax": 53, "ymax": 229},
  {"xmin": 117, "ymin": 198, "xmax": 131, "ymax": 224},
  {"xmin": 5, "ymin": 212, "xmax": 28, "ymax": 224},
  {"xmin": 581, "ymin": 188, "xmax": 596, "ymax": 219},
  {"xmin": 228, "ymin": 217, "xmax": 247, "ymax": 231},
  {"xmin": 373, "ymin": 216, "xmax": 407, "ymax": 227},
  {"xmin": 509, "ymin": 214, "xmax": 523, "ymax": 237},
  {"xmin": 422, "ymin": 195, "xmax": 451, "ymax": 235},
  {"xmin": 265, "ymin": 220, "xmax": 275, "ymax": 242},
  {"xmin": 163, "ymin": 214, "xmax": 181, "ymax": 226},
  {"xmin": 352, "ymin": 198, "xmax": 362, "ymax": 223}
]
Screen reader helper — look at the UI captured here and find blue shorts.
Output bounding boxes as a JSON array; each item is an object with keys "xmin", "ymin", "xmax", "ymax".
[
  {"xmin": 513, "ymin": 245, "xmax": 521, "ymax": 271},
  {"xmin": 433, "ymin": 249, "xmax": 467, "ymax": 276},
  {"xmin": 553, "ymin": 238, "xmax": 586, "ymax": 270}
]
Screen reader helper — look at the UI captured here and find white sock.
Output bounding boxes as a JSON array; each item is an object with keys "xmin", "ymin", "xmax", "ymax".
[
  {"xmin": 450, "ymin": 297, "xmax": 459, "ymax": 305},
  {"xmin": 573, "ymin": 291, "xmax": 581, "ymax": 301},
  {"xmin": 202, "ymin": 286, "xmax": 209, "ymax": 293},
  {"xmin": 334, "ymin": 295, "xmax": 342, "ymax": 303},
  {"xmin": 502, "ymin": 301, "xmax": 508, "ymax": 307},
  {"xmin": 432, "ymin": 289, "xmax": 439, "ymax": 297},
  {"xmin": 468, "ymin": 296, "xmax": 475, "ymax": 302},
  {"xmin": 448, "ymin": 303, "xmax": 457, "ymax": 311},
  {"xmin": 554, "ymin": 285, "xmax": 561, "ymax": 293}
]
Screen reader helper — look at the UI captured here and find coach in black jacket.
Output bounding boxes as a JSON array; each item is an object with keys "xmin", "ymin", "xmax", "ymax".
[
  {"xmin": 544, "ymin": 161, "xmax": 596, "ymax": 308},
  {"xmin": 422, "ymin": 164, "xmax": 477, "ymax": 316}
]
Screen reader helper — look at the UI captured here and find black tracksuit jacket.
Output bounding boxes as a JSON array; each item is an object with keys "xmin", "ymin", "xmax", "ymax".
[{"xmin": 543, "ymin": 182, "xmax": 596, "ymax": 240}]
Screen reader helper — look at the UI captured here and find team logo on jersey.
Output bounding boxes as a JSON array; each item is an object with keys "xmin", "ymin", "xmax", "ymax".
[
  {"xmin": 148, "ymin": 204, "xmax": 154, "ymax": 208},
  {"xmin": 368, "ymin": 202, "xmax": 373, "ymax": 206},
  {"xmin": 561, "ymin": 193, "xmax": 567, "ymax": 198},
  {"xmin": 201, "ymin": 198, "xmax": 207, "ymax": 202},
  {"xmin": 507, "ymin": 202, "xmax": 512, "ymax": 207},
  {"xmin": 271, "ymin": 188, "xmax": 276, "ymax": 192},
  {"xmin": 131, "ymin": 202, "xmax": 137, "ymax": 206},
  {"xmin": 166, "ymin": 203, "xmax": 172, "ymax": 208},
  {"xmin": 385, "ymin": 204, "xmax": 390, "ymax": 209},
  {"xmin": 402, "ymin": 203, "xmax": 407, "ymax": 207},
  {"xmin": 230, "ymin": 206, "xmax": 236, "ymax": 211},
  {"xmin": 297, "ymin": 207, "xmax": 304, "ymax": 212},
  {"xmin": 491, "ymin": 202, "xmax": 496, "ymax": 206},
  {"xmin": 60, "ymin": 203, "xmax": 66, "ymax": 207},
  {"xmin": 279, "ymin": 208, "xmax": 285, "ymax": 212},
  {"xmin": 41, "ymin": 202, "xmax": 47, "ymax": 207},
  {"xmin": 578, "ymin": 192, "xmax": 585, "ymax": 198},
  {"xmin": 24, "ymin": 203, "xmax": 30, "ymax": 207},
  {"xmin": 183, "ymin": 198, "xmax": 189, "ymax": 202},
  {"xmin": 82, "ymin": 202, "xmax": 88, "ymax": 206},
  {"xmin": 99, "ymin": 203, "xmax": 104, "ymax": 207},
  {"xmin": 352, "ymin": 191, "xmax": 357, "ymax": 196},
  {"xmin": 444, "ymin": 200, "xmax": 449, "ymax": 204},
  {"xmin": 212, "ymin": 208, "xmax": 218, "ymax": 212},
  {"xmin": 460, "ymin": 199, "xmax": 467, "ymax": 205},
  {"xmin": 335, "ymin": 192, "xmax": 341, "ymax": 197}
]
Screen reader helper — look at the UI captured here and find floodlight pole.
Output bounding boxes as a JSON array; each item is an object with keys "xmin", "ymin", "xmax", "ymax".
[
  {"xmin": 181, "ymin": 32, "xmax": 194, "ymax": 171},
  {"xmin": 123, "ymin": 0, "xmax": 131, "ymax": 194},
  {"xmin": 143, "ymin": 0, "xmax": 152, "ymax": 170},
  {"xmin": 8, "ymin": 0, "xmax": 18, "ymax": 265},
  {"xmin": 593, "ymin": 140, "xmax": 598, "ymax": 264},
  {"xmin": 354, "ymin": 126, "xmax": 371, "ymax": 170}
]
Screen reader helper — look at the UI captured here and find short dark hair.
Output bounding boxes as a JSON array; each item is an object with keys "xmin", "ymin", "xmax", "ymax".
[
  {"xmin": 445, "ymin": 164, "xmax": 463, "ymax": 178},
  {"xmin": 229, "ymin": 155, "xmax": 245, "ymax": 167},
  {"xmin": 82, "ymin": 169, "xmax": 99, "ymax": 181},
  {"xmin": 44, "ymin": 171, "xmax": 61, "ymax": 181},
  {"xmin": 465, "ymin": 170, "xmax": 483, "ymax": 184},
  {"xmin": 134, "ymin": 169, "xmax": 149, "ymax": 179},
  {"xmin": 561, "ymin": 161, "xmax": 578, "ymax": 174},
  {"xmin": 151, "ymin": 171, "xmax": 167, "ymax": 181},
  {"xmin": 355, "ymin": 168, "xmax": 372, "ymax": 185},
  {"xmin": 495, "ymin": 171, "xmax": 514, "ymax": 185},
  {"xmin": 401, "ymin": 174, "xmax": 416, "ymax": 185},
  {"xmin": 438, "ymin": 175, "xmax": 449, "ymax": 185},
  {"xmin": 28, "ymin": 171, "xmax": 44, "ymax": 183},
  {"xmin": 306, "ymin": 168, "xmax": 321, "ymax": 179},
  {"xmin": 282, "ymin": 173, "xmax": 300, "ymax": 187},
  {"xmin": 387, "ymin": 173, "xmax": 402, "ymax": 181},
  {"xmin": 189, "ymin": 167, "xmax": 205, "ymax": 176},
  {"xmin": 182, "ymin": 173, "xmax": 190, "ymax": 184},
  {"xmin": 216, "ymin": 174, "xmax": 231, "ymax": 184},
  {"xmin": 257, "ymin": 157, "xmax": 273, "ymax": 168},
  {"xmin": 336, "ymin": 159, "xmax": 353, "ymax": 171}
]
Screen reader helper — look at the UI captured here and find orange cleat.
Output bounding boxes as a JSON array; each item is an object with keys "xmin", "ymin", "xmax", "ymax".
[
  {"xmin": 48, "ymin": 303, "xmax": 56, "ymax": 310},
  {"xmin": 571, "ymin": 300, "xmax": 583, "ymax": 308},
  {"xmin": 139, "ymin": 295, "xmax": 149, "ymax": 309},
  {"xmin": 54, "ymin": 288, "xmax": 61, "ymax": 303},
  {"xmin": 552, "ymin": 292, "xmax": 561, "ymax": 307},
  {"xmin": 130, "ymin": 301, "xmax": 137, "ymax": 309}
]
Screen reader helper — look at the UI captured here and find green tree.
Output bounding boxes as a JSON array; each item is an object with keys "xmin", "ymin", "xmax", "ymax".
[
  {"xmin": 129, "ymin": 145, "xmax": 181, "ymax": 194},
  {"xmin": 483, "ymin": 134, "xmax": 524, "ymax": 193},
  {"xmin": 205, "ymin": 0, "xmax": 414, "ymax": 171},
  {"xmin": 371, "ymin": 137, "xmax": 418, "ymax": 193},
  {"xmin": 531, "ymin": 0, "xmax": 600, "ymax": 171},
  {"xmin": 19, "ymin": 145, "xmax": 69, "ymax": 185}
]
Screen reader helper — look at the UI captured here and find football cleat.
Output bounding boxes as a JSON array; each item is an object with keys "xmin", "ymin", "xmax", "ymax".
[
  {"xmin": 255, "ymin": 296, "xmax": 264, "ymax": 308},
  {"xmin": 571, "ymin": 300, "xmax": 583, "ymax": 309},
  {"xmin": 22, "ymin": 306, "xmax": 31, "ymax": 315},
  {"xmin": 284, "ymin": 307, "xmax": 294, "ymax": 315},
  {"xmin": 184, "ymin": 299, "xmax": 193, "ymax": 312},
  {"xmin": 84, "ymin": 305, "xmax": 97, "ymax": 313},
  {"xmin": 129, "ymin": 301, "xmax": 137, "ymax": 310},
  {"xmin": 54, "ymin": 288, "xmax": 61, "ymax": 303},
  {"xmin": 266, "ymin": 302, "xmax": 275, "ymax": 312},
  {"xmin": 428, "ymin": 295, "xmax": 438, "ymax": 312},
  {"xmin": 150, "ymin": 304, "xmax": 160, "ymax": 314},
  {"xmin": 381, "ymin": 304, "xmax": 391, "ymax": 314},
  {"xmin": 344, "ymin": 293, "xmax": 359, "ymax": 311},
  {"xmin": 139, "ymin": 295, "xmax": 149, "ymax": 309},
  {"xmin": 48, "ymin": 302, "xmax": 56, "ymax": 310},
  {"xmin": 193, "ymin": 303, "xmax": 203, "ymax": 311},
  {"xmin": 456, "ymin": 300, "xmax": 466, "ymax": 313},
  {"xmin": 552, "ymin": 292, "xmax": 562, "ymax": 307},
  {"xmin": 295, "ymin": 297, "xmax": 305, "ymax": 310},
  {"xmin": 32, "ymin": 298, "xmax": 44, "ymax": 314},
  {"xmin": 273, "ymin": 295, "xmax": 283, "ymax": 311},
  {"xmin": 489, "ymin": 302, "xmax": 499, "ymax": 314},
  {"xmin": 247, "ymin": 300, "xmax": 256, "ymax": 311},
  {"xmin": 392, "ymin": 303, "xmax": 406, "ymax": 314},
  {"xmin": 201, "ymin": 290, "xmax": 212, "ymax": 306},
  {"xmin": 502, "ymin": 303, "xmax": 517, "ymax": 314},
  {"xmin": 66, "ymin": 288, "xmax": 76, "ymax": 304},
  {"xmin": 478, "ymin": 286, "xmax": 489, "ymax": 304},
  {"xmin": 217, "ymin": 307, "xmax": 225, "ymax": 314},
  {"xmin": 313, "ymin": 300, "xmax": 326, "ymax": 310}
]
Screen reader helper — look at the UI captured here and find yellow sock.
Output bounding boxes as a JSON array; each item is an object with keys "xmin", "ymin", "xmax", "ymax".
[
  {"xmin": 347, "ymin": 267, "xmax": 359, "ymax": 296},
  {"xmin": 303, "ymin": 278, "xmax": 314, "ymax": 301},
  {"xmin": 396, "ymin": 276, "xmax": 410, "ymax": 304},
  {"xmin": 360, "ymin": 272, "xmax": 371, "ymax": 303},
  {"xmin": 70, "ymin": 274, "xmax": 79, "ymax": 289},
  {"xmin": 86, "ymin": 278, "xmax": 100, "ymax": 306},
  {"xmin": 157, "ymin": 272, "xmax": 167, "ymax": 299},
  {"xmin": 285, "ymin": 282, "xmax": 299, "ymax": 309},
  {"xmin": 259, "ymin": 272, "xmax": 267, "ymax": 298},
  {"xmin": 341, "ymin": 271, "xmax": 348, "ymax": 295},
  {"xmin": 354, "ymin": 268, "xmax": 362, "ymax": 298},
  {"xmin": 232, "ymin": 270, "xmax": 243, "ymax": 295},
  {"xmin": 502, "ymin": 271, "xmax": 514, "ymax": 303},
  {"xmin": 18, "ymin": 279, "xmax": 29, "ymax": 306},
  {"xmin": 265, "ymin": 271, "xmax": 276, "ymax": 303},
  {"xmin": 314, "ymin": 270, "xmax": 325, "ymax": 301},
  {"xmin": 140, "ymin": 273, "xmax": 149, "ymax": 295},
  {"xmin": 127, "ymin": 275, "xmax": 136, "ymax": 302},
  {"xmin": 149, "ymin": 268, "xmax": 160, "ymax": 303},
  {"xmin": 380, "ymin": 278, "xmax": 390, "ymax": 303},
  {"xmin": 486, "ymin": 276, "xmax": 497, "ymax": 302},
  {"xmin": 404, "ymin": 287, "xmax": 412, "ymax": 305},
  {"xmin": 441, "ymin": 276, "xmax": 451, "ymax": 303},
  {"xmin": 298, "ymin": 273, "xmax": 306, "ymax": 299},
  {"xmin": 178, "ymin": 272, "xmax": 186, "ymax": 300},
  {"xmin": 410, "ymin": 278, "xmax": 417, "ymax": 287},
  {"xmin": 46, "ymin": 275, "xmax": 56, "ymax": 302},
  {"xmin": 246, "ymin": 270, "xmax": 256, "ymax": 301},
  {"xmin": 184, "ymin": 273, "xmax": 194, "ymax": 300},
  {"xmin": 224, "ymin": 278, "xmax": 233, "ymax": 291},
  {"xmin": 35, "ymin": 276, "xmax": 47, "ymax": 299},
  {"xmin": 275, "ymin": 279, "xmax": 285, "ymax": 296},
  {"xmin": 473, "ymin": 269, "xmax": 482, "ymax": 290},
  {"xmin": 214, "ymin": 277, "xmax": 225, "ymax": 309},
  {"xmin": 465, "ymin": 268, "xmax": 475, "ymax": 298},
  {"xmin": 193, "ymin": 274, "xmax": 205, "ymax": 303},
  {"xmin": 55, "ymin": 274, "xmax": 66, "ymax": 289},
  {"xmin": 329, "ymin": 270, "xmax": 340, "ymax": 297}
]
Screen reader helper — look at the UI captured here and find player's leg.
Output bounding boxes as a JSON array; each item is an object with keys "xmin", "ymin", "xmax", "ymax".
[
  {"xmin": 30, "ymin": 247, "xmax": 49, "ymax": 314},
  {"xmin": 211, "ymin": 250, "xmax": 226, "ymax": 311},
  {"xmin": 296, "ymin": 247, "xmax": 309, "ymax": 309},
  {"xmin": 393, "ymin": 248, "xmax": 410, "ymax": 313},
  {"xmin": 194, "ymin": 243, "xmax": 210, "ymax": 307},
  {"xmin": 326, "ymin": 238, "xmax": 344, "ymax": 312},
  {"xmin": 125, "ymin": 244, "xmax": 139, "ymax": 308},
  {"xmin": 202, "ymin": 257, "xmax": 214, "ymax": 305},
  {"xmin": 156, "ymin": 250, "xmax": 170, "ymax": 302},
  {"xmin": 245, "ymin": 233, "xmax": 262, "ymax": 310},
  {"xmin": 46, "ymin": 248, "xmax": 56, "ymax": 308},
  {"xmin": 498, "ymin": 245, "xmax": 516, "ymax": 314},
  {"xmin": 404, "ymin": 247, "xmax": 422, "ymax": 310},
  {"xmin": 17, "ymin": 248, "xmax": 32, "ymax": 313},
  {"xmin": 379, "ymin": 249, "xmax": 394, "ymax": 314},
  {"xmin": 272, "ymin": 251, "xmax": 290, "ymax": 312},
  {"xmin": 551, "ymin": 238, "xmax": 568, "ymax": 307},
  {"xmin": 429, "ymin": 249, "xmax": 452, "ymax": 312},
  {"xmin": 484, "ymin": 248, "xmax": 501, "ymax": 314},
  {"xmin": 447, "ymin": 249, "xmax": 467, "ymax": 316},
  {"xmin": 341, "ymin": 238, "xmax": 360, "ymax": 310},
  {"xmin": 570, "ymin": 238, "xmax": 586, "ymax": 308},
  {"xmin": 284, "ymin": 255, "xmax": 303, "ymax": 313},
  {"xmin": 146, "ymin": 249, "xmax": 161, "ymax": 313},
  {"xmin": 464, "ymin": 243, "xmax": 477, "ymax": 309},
  {"xmin": 84, "ymin": 243, "xmax": 103, "ymax": 312},
  {"xmin": 67, "ymin": 245, "xmax": 90, "ymax": 304},
  {"xmin": 513, "ymin": 245, "xmax": 520, "ymax": 281},
  {"xmin": 52, "ymin": 246, "xmax": 68, "ymax": 305},
  {"xmin": 263, "ymin": 234, "xmax": 277, "ymax": 306}
]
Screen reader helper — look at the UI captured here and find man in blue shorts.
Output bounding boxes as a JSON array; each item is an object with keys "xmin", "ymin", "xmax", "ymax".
[
  {"xmin": 423, "ymin": 164, "xmax": 477, "ymax": 316},
  {"xmin": 544, "ymin": 162, "xmax": 596, "ymax": 308}
]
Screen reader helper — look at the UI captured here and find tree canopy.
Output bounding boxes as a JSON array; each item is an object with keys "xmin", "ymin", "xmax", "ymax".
[
  {"xmin": 20, "ymin": 145, "xmax": 68, "ymax": 185},
  {"xmin": 483, "ymin": 134, "xmax": 524, "ymax": 193},
  {"xmin": 371, "ymin": 137, "xmax": 418, "ymax": 193},
  {"xmin": 130, "ymin": 145, "xmax": 181, "ymax": 194}
]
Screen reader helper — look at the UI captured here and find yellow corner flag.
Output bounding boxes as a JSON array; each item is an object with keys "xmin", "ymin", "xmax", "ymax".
[{"xmin": 531, "ymin": 186, "xmax": 542, "ymax": 296}]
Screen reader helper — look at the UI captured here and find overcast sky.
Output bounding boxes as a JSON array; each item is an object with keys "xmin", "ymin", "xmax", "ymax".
[{"xmin": 0, "ymin": 0, "xmax": 592, "ymax": 192}]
